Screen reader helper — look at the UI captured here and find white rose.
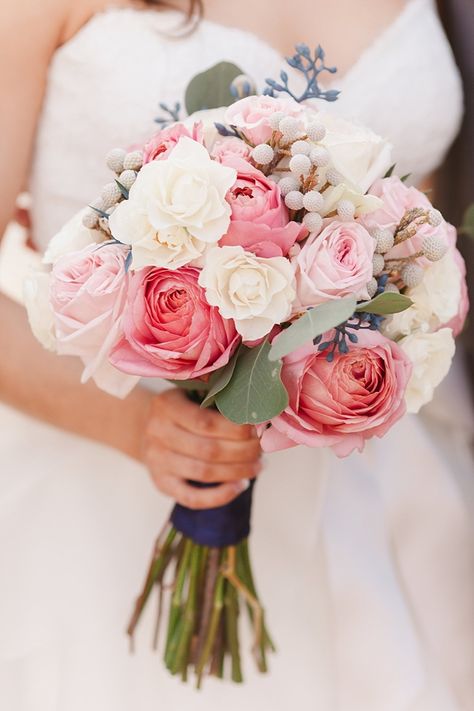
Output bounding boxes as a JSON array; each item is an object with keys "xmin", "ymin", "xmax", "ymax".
[
  {"xmin": 318, "ymin": 112, "xmax": 393, "ymax": 193},
  {"xmin": 43, "ymin": 208, "xmax": 100, "ymax": 265},
  {"xmin": 23, "ymin": 270, "xmax": 56, "ymax": 351},
  {"xmin": 320, "ymin": 184, "xmax": 383, "ymax": 217},
  {"xmin": 109, "ymin": 137, "xmax": 236, "ymax": 270},
  {"xmin": 383, "ymin": 251, "xmax": 463, "ymax": 339},
  {"xmin": 399, "ymin": 328, "xmax": 455, "ymax": 413},
  {"xmin": 199, "ymin": 246, "xmax": 296, "ymax": 341}
]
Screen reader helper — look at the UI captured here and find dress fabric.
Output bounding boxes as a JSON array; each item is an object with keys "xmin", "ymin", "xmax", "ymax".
[{"xmin": 1, "ymin": 1, "xmax": 474, "ymax": 709}]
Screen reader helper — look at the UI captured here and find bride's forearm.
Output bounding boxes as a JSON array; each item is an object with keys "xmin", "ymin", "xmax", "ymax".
[{"xmin": 0, "ymin": 292, "xmax": 152, "ymax": 460}]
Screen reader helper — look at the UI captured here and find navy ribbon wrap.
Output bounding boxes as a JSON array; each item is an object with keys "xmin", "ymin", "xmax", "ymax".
[{"xmin": 171, "ymin": 479, "xmax": 255, "ymax": 548}]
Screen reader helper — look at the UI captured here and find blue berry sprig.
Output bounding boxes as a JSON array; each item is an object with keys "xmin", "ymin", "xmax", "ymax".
[
  {"xmin": 264, "ymin": 44, "xmax": 340, "ymax": 104},
  {"xmin": 155, "ymin": 101, "xmax": 182, "ymax": 126},
  {"xmin": 314, "ymin": 276, "xmax": 390, "ymax": 362}
]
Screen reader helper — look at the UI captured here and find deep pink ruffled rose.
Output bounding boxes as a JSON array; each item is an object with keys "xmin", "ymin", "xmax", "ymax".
[
  {"xmin": 110, "ymin": 266, "xmax": 240, "ymax": 379},
  {"xmin": 360, "ymin": 176, "xmax": 450, "ymax": 265},
  {"xmin": 219, "ymin": 156, "xmax": 306, "ymax": 257},
  {"xmin": 293, "ymin": 220, "xmax": 374, "ymax": 308},
  {"xmin": 260, "ymin": 329, "xmax": 412, "ymax": 457},
  {"xmin": 142, "ymin": 122, "xmax": 203, "ymax": 163},
  {"xmin": 445, "ymin": 223, "xmax": 469, "ymax": 336},
  {"xmin": 224, "ymin": 95, "xmax": 304, "ymax": 145},
  {"xmin": 49, "ymin": 243, "xmax": 138, "ymax": 396},
  {"xmin": 211, "ymin": 137, "xmax": 251, "ymax": 162}
]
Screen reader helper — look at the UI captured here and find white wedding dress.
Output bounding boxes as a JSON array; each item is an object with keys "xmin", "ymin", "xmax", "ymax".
[{"xmin": 1, "ymin": 1, "xmax": 474, "ymax": 709}]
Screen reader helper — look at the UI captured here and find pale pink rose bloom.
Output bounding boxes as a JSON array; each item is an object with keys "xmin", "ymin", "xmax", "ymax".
[
  {"xmin": 224, "ymin": 95, "xmax": 304, "ymax": 145},
  {"xmin": 260, "ymin": 329, "xmax": 412, "ymax": 457},
  {"xmin": 219, "ymin": 156, "xmax": 306, "ymax": 257},
  {"xmin": 211, "ymin": 137, "xmax": 251, "ymax": 162},
  {"xmin": 293, "ymin": 220, "xmax": 374, "ymax": 308},
  {"xmin": 49, "ymin": 243, "xmax": 138, "ymax": 397},
  {"xmin": 445, "ymin": 223, "xmax": 469, "ymax": 336},
  {"xmin": 360, "ymin": 176, "xmax": 450, "ymax": 265},
  {"xmin": 142, "ymin": 122, "xmax": 203, "ymax": 163},
  {"xmin": 110, "ymin": 266, "xmax": 240, "ymax": 380}
]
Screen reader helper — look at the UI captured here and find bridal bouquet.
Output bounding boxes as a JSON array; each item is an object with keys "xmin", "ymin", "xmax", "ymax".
[{"xmin": 25, "ymin": 45, "xmax": 468, "ymax": 686}]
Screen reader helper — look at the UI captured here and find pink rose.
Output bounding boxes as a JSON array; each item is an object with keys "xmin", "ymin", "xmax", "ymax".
[
  {"xmin": 142, "ymin": 122, "xmax": 203, "ymax": 163},
  {"xmin": 224, "ymin": 95, "xmax": 304, "ymax": 145},
  {"xmin": 361, "ymin": 176, "xmax": 450, "ymax": 265},
  {"xmin": 49, "ymin": 243, "xmax": 138, "ymax": 396},
  {"xmin": 212, "ymin": 137, "xmax": 251, "ymax": 162},
  {"xmin": 293, "ymin": 220, "xmax": 374, "ymax": 309},
  {"xmin": 110, "ymin": 266, "xmax": 240, "ymax": 380},
  {"xmin": 260, "ymin": 329, "xmax": 412, "ymax": 457},
  {"xmin": 220, "ymin": 156, "xmax": 306, "ymax": 257},
  {"xmin": 445, "ymin": 224, "xmax": 469, "ymax": 337}
]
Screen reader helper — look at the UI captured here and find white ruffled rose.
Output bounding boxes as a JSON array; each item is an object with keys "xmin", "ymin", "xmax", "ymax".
[
  {"xmin": 43, "ymin": 209, "xmax": 100, "ymax": 265},
  {"xmin": 383, "ymin": 251, "xmax": 463, "ymax": 339},
  {"xmin": 318, "ymin": 112, "xmax": 393, "ymax": 193},
  {"xmin": 199, "ymin": 246, "xmax": 296, "ymax": 341},
  {"xmin": 183, "ymin": 107, "xmax": 227, "ymax": 149},
  {"xmin": 399, "ymin": 328, "xmax": 455, "ymax": 413},
  {"xmin": 109, "ymin": 137, "xmax": 236, "ymax": 270},
  {"xmin": 23, "ymin": 270, "xmax": 56, "ymax": 351}
]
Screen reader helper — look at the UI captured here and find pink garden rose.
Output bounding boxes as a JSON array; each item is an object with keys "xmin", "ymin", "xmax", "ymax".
[
  {"xmin": 220, "ymin": 156, "xmax": 306, "ymax": 257},
  {"xmin": 211, "ymin": 137, "xmax": 251, "ymax": 162},
  {"xmin": 360, "ymin": 176, "xmax": 450, "ymax": 265},
  {"xmin": 224, "ymin": 95, "xmax": 304, "ymax": 145},
  {"xmin": 260, "ymin": 329, "xmax": 412, "ymax": 457},
  {"xmin": 293, "ymin": 220, "xmax": 374, "ymax": 308},
  {"xmin": 143, "ymin": 122, "xmax": 203, "ymax": 163},
  {"xmin": 110, "ymin": 266, "xmax": 240, "ymax": 379},
  {"xmin": 49, "ymin": 243, "xmax": 138, "ymax": 397}
]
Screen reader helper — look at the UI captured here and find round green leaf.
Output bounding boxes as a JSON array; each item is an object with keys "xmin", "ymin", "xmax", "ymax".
[{"xmin": 185, "ymin": 62, "xmax": 244, "ymax": 114}]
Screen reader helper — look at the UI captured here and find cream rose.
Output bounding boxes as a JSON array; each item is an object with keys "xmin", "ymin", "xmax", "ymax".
[
  {"xmin": 383, "ymin": 251, "xmax": 464, "ymax": 339},
  {"xmin": 320, "ymin": 184, "xmax": 383, "ymax": 217},
  {"xmin": 23, "ymin": 269, "xmax": 56, "ymax": 351},
  {"xmin": 199, "ymin": 246, "xmax": 296, "ymax": 341},
  {"xmin": 109, "ymin": 137, "xmax": 236, "ymax": 270},
  {"xmin": 43, "ymin": 209, "xmax": 101, "ymax": 265},
  {"xmin": 399, "ymin": 328, "xmax": 455, "ymax": 413},
  {"xmin": 318, "ymin": 112, "xmax": 393, "ymax": 193}
]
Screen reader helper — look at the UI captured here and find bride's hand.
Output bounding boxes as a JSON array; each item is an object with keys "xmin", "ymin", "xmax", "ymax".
[{"xmin": 141, "ymin": 389, "xmax": 262, "ymax": 510}]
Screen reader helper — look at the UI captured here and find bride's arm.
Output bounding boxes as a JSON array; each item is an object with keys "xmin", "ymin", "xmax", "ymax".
[{"xmin": 0, "ymin": 0, "xmax": 261, "ymax": 508}]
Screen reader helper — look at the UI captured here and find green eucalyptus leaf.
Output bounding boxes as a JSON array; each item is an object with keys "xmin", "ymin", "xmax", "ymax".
[
  {"xmin": 460, "ymin": 203, "xmax": 474, "ymax": 239},
  {"xmin": 356, "ymin": 292, "xmax": 413, "ymax": 315},
  {"xmin": 200, "ymin": 347, "xmax": 241, "ymax": 409},
  {"xmin": 384, "ymin": 163, "xmax": 396, "ymax": 178},
  {"xmin": 185, "ymin": 62, "xmax": 244, "ymax": 114},
  {"xmin": 268, "ymin": 296, "xmax": 357, "ymax": 362},
  {"xmin": 214, "ymin": 341, "xmax": 288, "ymax": 425}
]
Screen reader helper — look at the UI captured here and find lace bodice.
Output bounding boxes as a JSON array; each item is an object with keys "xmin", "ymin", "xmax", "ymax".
[{"xmin": 29, "ymin": 0, "xmax": 463, "ymax": 250}]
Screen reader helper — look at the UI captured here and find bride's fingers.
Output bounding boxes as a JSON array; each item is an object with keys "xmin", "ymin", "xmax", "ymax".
[
  {"xmin": 159, "ymin": 389, "xmax": 257, "ymax": 441},
  {"xmin": 151, "ymin": 470, "xmax": 251, "ymax": 510},
  {"xmin": 147, "ymin": 447, "xmax": 262, "ymax": 484},
  {"xmin": 148, "ymin": 418, "xmax": 261, "ymax": 464}
]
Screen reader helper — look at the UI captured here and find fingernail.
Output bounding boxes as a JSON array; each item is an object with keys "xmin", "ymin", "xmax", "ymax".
[{"xmin": 237, "ymin": 479, "xmax": 250, "ymax": 492}]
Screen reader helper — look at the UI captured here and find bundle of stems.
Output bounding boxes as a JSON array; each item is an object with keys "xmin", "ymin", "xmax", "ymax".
[{"xmin": 127, "ymin": 522, "xmax": 275, "ymax": 687}]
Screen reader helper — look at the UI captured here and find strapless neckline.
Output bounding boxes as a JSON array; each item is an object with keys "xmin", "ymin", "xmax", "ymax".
[{"xmin": 60, "ymin": 0, "xmax": 430, "ymax": 88}]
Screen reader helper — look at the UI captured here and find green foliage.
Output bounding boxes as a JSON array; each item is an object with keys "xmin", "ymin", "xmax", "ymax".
[
  {"xmin": 268, "ymin": 296, "xmax": 357, "ymax": 362},
  {"xmin": 460, "ymin": 203, "xmax": 474, "ymax": 239},
  {"xmin": 356, "ymin": 292, "xmax": 413, "ymax": 315},
  {"xmin": 214, "ymin": 341, "xmax": 288, "ymax": 425},
  {"xmin": 185, "ymin": 62, "xmax": 244, "ymax": 114},
  {"xmin": 200, "ymin": 348, "xmax": 241, "ymax": 408}
]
